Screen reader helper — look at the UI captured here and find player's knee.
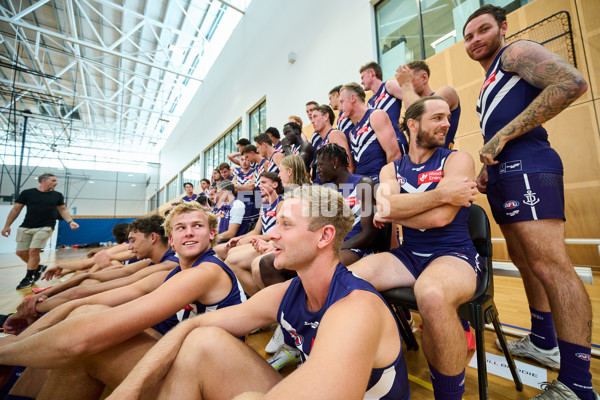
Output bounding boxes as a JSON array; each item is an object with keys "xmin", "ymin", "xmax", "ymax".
[
  {"xmin": 414, "ymin": 283, "xmax": 451, "ymax": 317},
  {"xmin": 251, "ymin": 257, "xmax": 263, "ymax": 288},
  {"xmin": 185, "ymin": 326, "xmax": 230, "ymax": 354},
  {"xmin": 16, "ymin": 250, "xmax": 28, "ymax": 258},
  {"xmin": 28, "ymin": 248, "xmax": 41, "ymax": 256}
]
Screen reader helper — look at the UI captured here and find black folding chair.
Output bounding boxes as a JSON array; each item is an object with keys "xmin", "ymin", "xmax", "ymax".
[{"xmin": 381, "ymin": 204, "xmax": 523, "ymax": 400}]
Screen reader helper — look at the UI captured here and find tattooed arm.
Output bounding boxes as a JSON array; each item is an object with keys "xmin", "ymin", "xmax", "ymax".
[{"xmin": 479, "ymin": 40, "xmax": 587, "ymax": 165}]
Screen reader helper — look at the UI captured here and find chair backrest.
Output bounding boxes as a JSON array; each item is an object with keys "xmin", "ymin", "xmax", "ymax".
[
  {"xmin": 467, "ymin": 204, "xmax": 494, "ymax": 298},
  {"xmin": 372, "ymin": 223, "xmax": 393, "ymax": 253}
]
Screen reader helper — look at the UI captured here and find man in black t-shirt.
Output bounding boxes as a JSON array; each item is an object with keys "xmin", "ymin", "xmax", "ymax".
[{"xmin": 2, "ymin": 173, "xmax": 79, "ymax": 289}]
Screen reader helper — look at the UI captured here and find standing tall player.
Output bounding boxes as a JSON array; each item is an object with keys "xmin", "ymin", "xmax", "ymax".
[
  {"xmin": 464, "ymin": 5, "xmax": 594, "ymax": 399},
  {"xmin": 360, "ymin": 61, "xmax": 408, "ymax": 154}
]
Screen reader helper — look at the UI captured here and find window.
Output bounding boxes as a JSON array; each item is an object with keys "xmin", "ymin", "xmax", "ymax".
[
  {"xmin": 157, "ymin": 187, "xmax": 165, "ymax": 205},
  {"xmin": 375, "ymin": 0, "xmax": 532, "ymax": 78},
  {"xmin": 181, "ymin": 156, "xmax": 202, "ymax": 189},
  {"xmin": 249, "ymin": 100, "xmax": 266, "ymax": 139},
  {"xmin": 148, "ymin": 194, "xmax": 157, "ymax": 212},
  {"xmin": 166, "ymin": 177, "xmax": 179, "ymax": 201},
  {"xmin": 203, "ymin": 122, "xmax": 242, "ymax": 179}
]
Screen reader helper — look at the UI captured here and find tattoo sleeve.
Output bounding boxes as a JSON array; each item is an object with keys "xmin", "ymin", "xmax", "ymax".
[{"xmin": 498, "ymin": 41, "xmax": 587, "ymax": 141}]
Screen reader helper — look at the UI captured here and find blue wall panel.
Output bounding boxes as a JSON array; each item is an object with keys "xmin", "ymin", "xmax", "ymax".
[{"xmin": 56, "ymin": 218, "xmax": 136, "ymax": 247}]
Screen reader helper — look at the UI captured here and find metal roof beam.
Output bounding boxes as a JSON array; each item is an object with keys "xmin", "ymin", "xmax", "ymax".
[{"xmin": 0, "ymin": 16, "xmax": 203, "ymax": 82}]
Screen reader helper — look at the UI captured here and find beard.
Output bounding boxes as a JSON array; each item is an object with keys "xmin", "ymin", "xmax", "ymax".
[
  {"xmin": 467, "ymin": 32, "xmax": 504, "ymax": 61},
  {"xmin": 416, "ymin": 126, "xmax": 445, "ymax": 149}
]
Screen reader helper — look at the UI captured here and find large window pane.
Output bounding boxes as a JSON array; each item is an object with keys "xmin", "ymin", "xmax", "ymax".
[
  {"xmin": 376, "ymin": 0, "xmax": 532, "ymax": 70},
  {"xmin": 249, "ymin": 100, "xmax": 266, "ymax": 138},
  {"xmin": 422, "ymin": 0, "xmax": 469, "ymax": 58},
  {"xmin": 203, "ymin": 121, "xmax": 242, "ymax": 179},
  {"xmin": 182, "ymin": 156, "xmax": 202, "ymax": 189},
  {"xmin": 166, "ymin": 177, "xmax": 179, "ymax": 201},
  {"xmin": 375, "ymin": 0, "xmax": 421, "ymax": 80}
]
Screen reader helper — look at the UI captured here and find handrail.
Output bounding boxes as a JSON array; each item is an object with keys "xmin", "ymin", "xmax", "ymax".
[{"xmin": 491, "ymin": 237, "xmax": 600, "ymax": 257}]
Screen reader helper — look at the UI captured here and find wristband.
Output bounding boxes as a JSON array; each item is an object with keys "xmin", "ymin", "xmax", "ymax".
[{"xmin": 68, "ymin": 220, "xmax": 74, "ymax": 224}]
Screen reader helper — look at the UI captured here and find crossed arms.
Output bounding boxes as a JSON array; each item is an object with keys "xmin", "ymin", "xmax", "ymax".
[{"xmin": 375, "ymin": 151, "xmax": 477, "ymax": 229}]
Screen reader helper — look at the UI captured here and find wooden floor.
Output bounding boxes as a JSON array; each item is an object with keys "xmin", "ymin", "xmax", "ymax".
[{"xmin": 1, "ymin": 248, "xmax": 599, "ymax": 398}]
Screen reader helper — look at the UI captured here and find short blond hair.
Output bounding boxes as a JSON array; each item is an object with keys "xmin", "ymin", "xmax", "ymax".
[
  {"xmin": 341, "ymin": 82, "xmax": 366, "ymax": 103},
  {"xmin": 284, "ymin": 186, "xmax": 354, "ymax": 253},
  {"xmin": 163, "ymin": 202, "xmax": 219, "ymax": 247}
]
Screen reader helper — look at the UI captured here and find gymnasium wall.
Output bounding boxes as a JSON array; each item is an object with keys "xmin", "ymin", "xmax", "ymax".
[
  {"xmin": 0, "ymin": 166, "xmax": 149, "ymax": 216},
  {"xmin": 158, "ymin": 0, "xmax": 600, "ymax": 267},
  {"xmin": 429, "ymin": 0, "xmax": 600, "ymax": 267}
]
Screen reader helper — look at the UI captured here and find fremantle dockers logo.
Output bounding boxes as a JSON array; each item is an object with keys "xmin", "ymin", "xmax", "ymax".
[{"xmin": 523, "ymin": 189, "xmax": 540, "ymax": 206}]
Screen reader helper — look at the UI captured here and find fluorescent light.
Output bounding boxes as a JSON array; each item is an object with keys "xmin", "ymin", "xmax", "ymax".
[
  {"xmin": 89, "ymin": 180, "xmax": 95, "ymax": 183},
  {"xmin": 431, "ymin": 30, "xmax": 456, "ymax": 49}
]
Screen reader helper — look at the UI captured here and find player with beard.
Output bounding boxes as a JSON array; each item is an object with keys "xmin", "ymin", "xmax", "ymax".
[
  {"xmin": 349, "ymin": 96, "xmax": 481, "ymax": 399},
  {"xmin": 464, "ymin": 5, "xmax": 593, "ymax": 399}
]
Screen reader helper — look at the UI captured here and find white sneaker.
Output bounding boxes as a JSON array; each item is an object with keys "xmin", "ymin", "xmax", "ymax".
[
  {"xmin": 267, "ymin": 344, "xmax": 301, "ymax": 371},
  {"xmin": 530, "ymin": 380, "xmax": 594, "ymax": 399},
  {"xmin": 265, "ymin": 324, "xmax": 285, "ymax": 354},
  {"xmin": 495, "ymin": 335, "xmax": 560, "ymax": 370}
]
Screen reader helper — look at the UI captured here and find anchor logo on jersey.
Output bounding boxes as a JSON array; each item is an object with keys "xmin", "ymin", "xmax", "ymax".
[{"xmin": 523, "ymin": 189, "xmax": 540, "ymax": 206}]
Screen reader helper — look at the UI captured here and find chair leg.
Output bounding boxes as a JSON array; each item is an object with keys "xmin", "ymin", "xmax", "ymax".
[
  {"xmin": 390, "ymin": 304, "xmax": 419, "ymax": 351},
  {"xmin": 474, "ymin": 325, "xmax": 489, "ymax": 400},
  {"xmin": 491, "ymin": 312, "xmax": 523, "ymax": 392}
]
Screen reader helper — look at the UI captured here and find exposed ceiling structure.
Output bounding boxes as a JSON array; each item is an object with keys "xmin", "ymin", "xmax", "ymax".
[{"xmin": 0, "ymin": 0, "xmax": 249, "ymax": 172}]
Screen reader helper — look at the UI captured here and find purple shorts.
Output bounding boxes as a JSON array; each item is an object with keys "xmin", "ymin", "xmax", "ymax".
[
  {"xmin": 347, "ymin": 248, "xmax": 374, "ymax": 259},
  {"xmin": 487, "ymin": 173, "xmax": 565, "ymax": 225},
  {"xmin": 390, "ymin": 246, "xmax": 483, "ymax": 285}
]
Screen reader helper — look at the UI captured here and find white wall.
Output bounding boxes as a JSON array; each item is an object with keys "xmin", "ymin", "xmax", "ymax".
[
  {"xmin": 1, "ymin": 166, "xmax": 149, "ymax": 216},
  {"xmin": 0, "ymin": 205, "xmax": 57, "ymax": 254},
  {"xmin": 158, "ymin": 0, "xmax": 376, "ymax": 186}
]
